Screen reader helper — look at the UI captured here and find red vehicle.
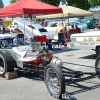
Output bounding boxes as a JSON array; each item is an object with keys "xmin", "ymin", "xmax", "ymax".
[
  {"xmin": 13, "ymin": 28, "xmax": 22, "ymax": 33},
  {"xmin": 4, "ymin": 27, "xmax": 10, "ymax": 33}
]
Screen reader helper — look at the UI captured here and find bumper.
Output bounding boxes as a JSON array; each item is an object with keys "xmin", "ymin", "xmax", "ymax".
[{"xmin": 70, "ymin": 42, "xmax": 75, "ymax": 48}]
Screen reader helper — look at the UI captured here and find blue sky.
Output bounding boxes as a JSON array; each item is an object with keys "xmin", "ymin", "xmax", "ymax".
[{"xmin": 3, "ymin": 0, "xmax": 10, "ymax": 6}]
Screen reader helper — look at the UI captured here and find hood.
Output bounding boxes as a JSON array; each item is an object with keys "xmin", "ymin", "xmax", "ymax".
[{"xmin": 12, "ymin": 45, "xmax": 32, "ymax": 58}]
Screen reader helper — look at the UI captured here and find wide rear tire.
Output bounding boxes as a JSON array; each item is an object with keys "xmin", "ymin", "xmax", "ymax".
[
  {"xmin": 44, "ymin": 63, "xmax": 65, "ymax": 99},
  {"xmin": 0, "ymin": 51, "xmax": 16, "ymax": 77}
]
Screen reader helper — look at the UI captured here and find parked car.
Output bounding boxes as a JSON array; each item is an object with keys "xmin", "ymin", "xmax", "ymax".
[
  {"xmin": 13, "ymin": 28, "xmax": 22, "ymax": 33},
  {"xmin": 4, "ymin": 27, "xmax": 10, "ymax": 33},
  {"xmin": 84, "ymin": 19, "xmax": 99, "ymax": 29},
  {"xmin": 68, "ymin": 21, "xmax": 87, "ymax": 32},
  {"xmin": 27, "ymin": 24, "xmax": 54, "ymax": 39},
  {"xmin": 46, "ymin": 20, "xmax": 87, "ymax": 35},
  {"xmin": 8, "ymin": 25, "xmax": 18, "ymax": 33}
]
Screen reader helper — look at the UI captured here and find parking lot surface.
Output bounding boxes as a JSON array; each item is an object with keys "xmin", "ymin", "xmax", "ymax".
[{"xmin": 0, "ymin": 43, "xmax": 100, "ymax": 100}]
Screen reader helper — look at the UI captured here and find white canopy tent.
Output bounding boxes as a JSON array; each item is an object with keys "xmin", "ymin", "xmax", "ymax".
[{"xmin": 36, "ymin": 5, "xmax": 93, "ymax": 19}]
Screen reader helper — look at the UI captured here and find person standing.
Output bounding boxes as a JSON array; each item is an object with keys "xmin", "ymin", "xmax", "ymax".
[
  {"xmin": 43, "ymin": 21, "xmax": 47, "ymax": 27},
  {"xmin": 75, "ymin": 25, "xmax": 81, "ymax": 33},
  {"xmin": 0, "ymin": 24, "xmax": 4, "ymax": 34}
]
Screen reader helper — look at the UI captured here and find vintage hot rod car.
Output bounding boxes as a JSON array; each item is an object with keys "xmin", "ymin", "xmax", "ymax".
[{"xmin": 0, "ymin": 33, "xmax": 100, "ymax": 99}]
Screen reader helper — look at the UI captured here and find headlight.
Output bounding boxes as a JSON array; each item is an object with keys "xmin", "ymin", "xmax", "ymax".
[
  {"xmin": 71, "ymin": 38, "xmax": 76, "ymax": 41},
  {"xmin": 51, "ymin": 57, "xmax": 63, "ymax": 68}
]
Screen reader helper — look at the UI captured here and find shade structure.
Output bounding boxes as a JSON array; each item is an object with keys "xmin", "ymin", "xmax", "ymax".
[
  {"xmin": 0, "ymin": 0, "xmax": 62, "ymax": 17},
  {"xmin": 36, "ymin": 5, "xmax": 93, "ymax": 19}
]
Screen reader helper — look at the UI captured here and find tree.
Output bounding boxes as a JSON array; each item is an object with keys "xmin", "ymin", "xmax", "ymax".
[
  {"xmin": 61, "ymin": 0, "xmax": 90, "ymax": 10},
  {"xmin": 89, "ymin": 0, "xmax": 100, "ymax": 8},
  {"xmin": 10, "ymin": 0, "xmax": 19, "ymax": 4},
  {"xmin": 0, "ymin": 0, "xmax": 4, "ymax": 8},
  {"xmin": 40, "ymin": 0, "xmax": 61, "ymax": 6},
  {"xmin": 10, "ymin": 0, "xmax": 60, "ymax": 6}
]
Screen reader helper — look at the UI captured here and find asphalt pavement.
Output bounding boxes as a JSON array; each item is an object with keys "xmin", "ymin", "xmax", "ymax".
[
  {"xmin": 1, "ymin": 30, "xmax": 100, "ymax": 100},
  {"xmin": 0, "ymin": 42, "xmax": 100, "ymax": 100}
]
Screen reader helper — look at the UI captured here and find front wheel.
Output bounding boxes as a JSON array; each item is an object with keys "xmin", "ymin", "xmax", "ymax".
[
  {"xmin": 96, "ymin": 46, "xmax": 100, "ymax": 56},
  {"xmin": 44, "ymin": 64, "xmax": 65, "ymax": 99}
]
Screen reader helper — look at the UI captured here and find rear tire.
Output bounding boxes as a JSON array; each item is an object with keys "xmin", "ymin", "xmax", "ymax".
[
  {"xmin": 0, "ymin": 51, "xmax": 16, "ymax": 77},
  {"xmin": 44, "ymin": 64, "xmax": 65, "ymax": 99}
]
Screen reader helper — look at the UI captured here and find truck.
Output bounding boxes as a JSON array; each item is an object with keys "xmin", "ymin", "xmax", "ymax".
[{"xmin": 70, "ymin": 30, "xmax": 100, "ymax": 56}]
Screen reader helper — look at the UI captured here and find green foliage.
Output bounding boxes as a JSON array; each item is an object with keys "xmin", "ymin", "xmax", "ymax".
[
  {"xmin": 8, "ymin": 0, "xmax": 100, "ymax": 10},
  {"xmin": 69, "ymin": 0, "xmax": 90, "ymax": 10},
  {"xmin": 61, "ymin": 0, "xmax": 90, "ymax": 10},
  {"xmin": 89, "ymin": 0, "xmax": 100, "ymax": 7},
  {"xmin": 40, "ymin": 0, "xmax": 61, "ymax": 6},
  {"xmin": 10, "ymin": 0, "xmax": 60, "ymax": 6},
  {"xmin": 9, "ymin": 0, "xmax": 19, "ymax": 4}
]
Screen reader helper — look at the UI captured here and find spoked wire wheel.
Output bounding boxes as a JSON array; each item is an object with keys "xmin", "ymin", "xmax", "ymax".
[
  {"xmin": 44, "ymin": 64, "xmax": 65, "ymax": 99},
  {"xmin": 95, "ymin": 56, "xmax": 100, "ymax": 79}
]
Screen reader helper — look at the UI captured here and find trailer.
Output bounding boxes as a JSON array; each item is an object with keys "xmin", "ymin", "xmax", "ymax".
[{"xmin": 70, "ymin": 31, "xmax": 100, "ymax": 56}]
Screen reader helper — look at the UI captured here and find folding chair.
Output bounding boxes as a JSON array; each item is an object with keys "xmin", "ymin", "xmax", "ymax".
[
  {"xmin": 35, "ymin": 35, "xmax": 49, "ymax": 44},
  {"xmin": 51, "ymin": 32, "xmax": 65, "ymax": 49},
  {"xmin": 15, "ymin": 34, "xmax": 30, "ymax": 45},
  {"xmin": 35, "ymin": 35, "xmax": 52, "ymax": 50}
]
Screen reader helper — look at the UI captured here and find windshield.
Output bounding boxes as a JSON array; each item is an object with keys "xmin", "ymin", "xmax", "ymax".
[
  {"xmin": 69, "ymin": 21, "xmax": 82, "ymax": 25},
  {"xmin": 28, "ymin": 25, "xmax": 35, "ymax": 29},
  {"xmin": 39, "ymin": 28, "xmax": 47, "ymax": 32}
]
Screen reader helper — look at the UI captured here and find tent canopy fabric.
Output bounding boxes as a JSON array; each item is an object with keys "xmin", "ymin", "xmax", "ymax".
[
  {"xmin": 0, "ymin": 0, "xmax": 62, "ymax": 17},
  {"xmin": 36, "ymin": 5, "xmax": 93, "ymax": 19}
]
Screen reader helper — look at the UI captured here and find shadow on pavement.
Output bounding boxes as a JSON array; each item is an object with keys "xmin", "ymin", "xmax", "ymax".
[
  {"xmin": 52, "ymin": 47, "xmax": 79, "ymax": 54},
  {"xmin": 79, "ymin": 54, "xmax": 97, "ymax": 59},
  {"xmin": 63, "ymin": 62, "xmax": 95, "ymax": 68},
  {"xmin": 16, "ymin": 69, "xmax": 44, "ymax": 81},
  {"xmin": 64, "ymin": 79, "xmax": 100, "ymax": 100}
]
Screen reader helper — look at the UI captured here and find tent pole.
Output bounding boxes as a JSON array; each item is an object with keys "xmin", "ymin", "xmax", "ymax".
[
  {"xmin": 12, "ymin": 16, "xmax": 13, "ymax": 20},
  {"xmin": 29, "ymin": 15, "xmax": 34, "ymax": 42},
  {"xmin": 23, "ymin": 14, "xmax": 26, "ymax": 42},
  {"xmin": 62, "ymin": 14, "xmax": 67, "ymax": 47},
  {"xmin": 67, "ymin": 15, "xmax": 70, "ymax": 41}
]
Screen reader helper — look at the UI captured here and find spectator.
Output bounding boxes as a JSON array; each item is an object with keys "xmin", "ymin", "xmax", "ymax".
[
  {"xmin": 3, "ymin": 26, "xmax": 5, "ymax": 34},
  {"xmin": 43, "ymin": 21, "xmax": 47, "ymax": 27},
  {"xmin": 71, "ymin": 25, "xmax": 75, "ymax": 29},
  {"xmin": 39, "ymin": 21, "xmax": 42, "ymax": 25},
  {"xmin": 0, "ymin": 24, "xmax": 4, "ymax": 34},
  {"xmin": 75, "ymin": 25, "xmax": 81, "ymax": 33},
  {"xmin": 59, "ymin": 27, "xmax": 67, "ymax": 46}
]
